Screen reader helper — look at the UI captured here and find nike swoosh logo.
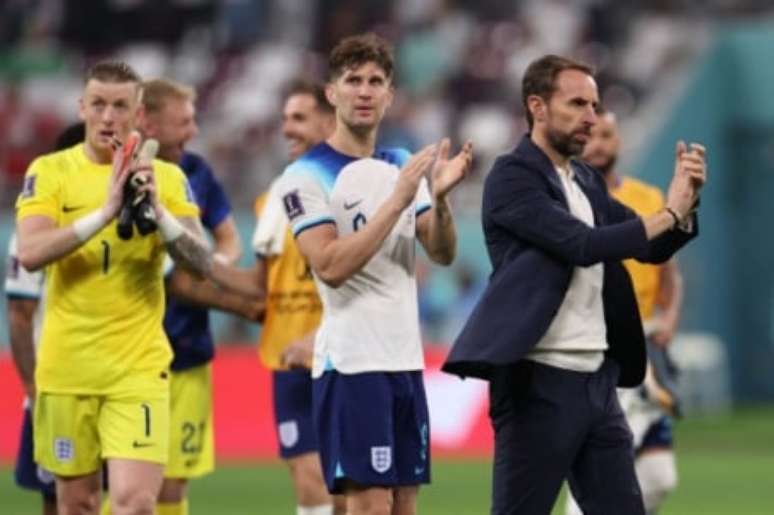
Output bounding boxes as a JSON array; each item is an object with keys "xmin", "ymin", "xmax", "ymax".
[
  {"xmin": 344, "ymin": 199, "xmax": 363, "ymax": 210},
  {"xmin": 414, "ymin": 466, "xmax": 425, "ymax": 475},
  {"xmin": 132, "ymin": 441, "xmax": 154, "ymax": 448},
  {"xmin": 62, "ymin": 205, "xmax": 85, "ymax": 213}
]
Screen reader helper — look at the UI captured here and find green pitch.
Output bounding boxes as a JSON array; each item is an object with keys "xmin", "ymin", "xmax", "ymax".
[{"xmin": 2, "ymin": 407, "xmax": 772, "ymax": 514}]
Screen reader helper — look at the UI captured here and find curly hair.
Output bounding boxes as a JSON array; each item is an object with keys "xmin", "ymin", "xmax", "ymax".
[{"xmin": 328, "ymin": 32, "xmax": 394, "ymax": 80}]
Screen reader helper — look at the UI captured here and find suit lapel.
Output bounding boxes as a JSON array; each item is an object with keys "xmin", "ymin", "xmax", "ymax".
[{"xmin": 515, "ymin": 136, "xmax": 568, "ymax": 208}]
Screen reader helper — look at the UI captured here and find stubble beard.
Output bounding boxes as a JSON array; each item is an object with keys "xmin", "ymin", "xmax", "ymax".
[{"xmin": 546, "ymin": 126, "xmax": 586, "ymax": 158}]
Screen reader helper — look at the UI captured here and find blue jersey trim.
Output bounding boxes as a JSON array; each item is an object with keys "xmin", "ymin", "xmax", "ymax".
[
  {"xmin": 293, "ymin": 217, "xmax": 336, "ymax": 237},
  {"xmin": 416, "ymin": 203, "xmax": 432, "ymax": 217},
  {"xmin": 5, "ymin": 291, "xmax": 41, "ymax": 300}
]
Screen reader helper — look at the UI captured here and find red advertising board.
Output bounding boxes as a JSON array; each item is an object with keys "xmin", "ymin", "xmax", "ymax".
[{"xmin": 0, "ymin": 347, "xmax": 493, "ymax": 463}]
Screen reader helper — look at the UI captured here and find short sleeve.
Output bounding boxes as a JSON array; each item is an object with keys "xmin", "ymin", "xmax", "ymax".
[
  {"xmin": 276, "ymin": 170, "xmax": 335, "ymax": 238},
  {"xmin": 252, "ymin": 179, "xmax": 287, "ymax": 257},
  {"xmin": 159, "ymin": 161, "xmax": 200, "ymax": 218},
  {"xmin": 416, "ymin": 177, "xmax": 432, "ymax": 216},
  {"xmin": 16, "ymin": 159, "xmax": 61, "ymax": 221},
  {"xmin": 4, "ymin": 235, "xmax": 44, "ymax": 299}
]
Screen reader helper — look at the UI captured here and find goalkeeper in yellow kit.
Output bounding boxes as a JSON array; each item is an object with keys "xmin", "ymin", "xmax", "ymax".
[{"xmin": 14, "ymin": 61, "xmax": 248, "ymax": 515}]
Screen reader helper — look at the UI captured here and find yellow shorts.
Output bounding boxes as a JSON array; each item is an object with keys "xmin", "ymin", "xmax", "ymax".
[
  {"xmin": 34, "ymin": 382, "xmax": 170, "ymax": 477},
  {"xmin": 165, "ymin": 363, "xmax": 214, "ymax": 479}
]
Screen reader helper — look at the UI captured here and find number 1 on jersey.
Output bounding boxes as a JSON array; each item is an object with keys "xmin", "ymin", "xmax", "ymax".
[
  {"xmin": 141, "ymin": 403, "xmax": 151, "ymax": 437},
  {"xmin": 100, "ymin": 240, "xmax": 110, "ymax": 274}
]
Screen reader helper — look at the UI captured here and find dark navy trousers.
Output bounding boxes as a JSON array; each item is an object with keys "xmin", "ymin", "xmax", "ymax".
[{"xmin": 488, "ymin": 359, "xmax": 645, "ymax": 515}]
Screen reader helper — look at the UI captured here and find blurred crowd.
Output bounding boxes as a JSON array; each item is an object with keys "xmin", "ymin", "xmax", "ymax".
[
  {"xmin": 1, "ymin": 0, "xmax": 771, "ymax": 341},
  {"xmin": 4, "ymin": 0, "xmax": 760, "ymax": 208}
]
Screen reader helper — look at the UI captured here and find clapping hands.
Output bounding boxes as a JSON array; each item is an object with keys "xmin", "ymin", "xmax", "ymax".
[{"xmin": 666, "ymin": 141, "xmax": 707, "ymax": 220}]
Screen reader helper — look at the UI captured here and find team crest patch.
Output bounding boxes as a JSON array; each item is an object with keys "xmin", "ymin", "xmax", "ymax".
[
  {"xmin": 37, "ymin": 466, "xmax": 55, "ymax": 485},
  {"xmin": 21, "ymin": 175, "xmax": 36, "ymax": 198},
  {"xmin": 278, "ymin": 421, "xmax": 299, "ymax": 448},
  {"xmin": 6, "ymin": 255, "xmax": 19, "ymax": 279},
  {"xmin": 282, "ymin": 190, "xmax": 305, "ymax": 220},
  {"xmin": 54, "ymin": 437, "xmax": 74, "ymax": 462},
  {"xmin": 371, "ymin": 446, "xmax": 392, "ymax": 473}
]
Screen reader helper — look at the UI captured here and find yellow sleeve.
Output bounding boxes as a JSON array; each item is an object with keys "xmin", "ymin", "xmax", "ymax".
[
  {"xmin": 158, "ymin": 161, "xmax": 200, "ymax": 218},
  {"xmin": 16, "ymin": 157, "xmax": 61, "ymax": 222}
]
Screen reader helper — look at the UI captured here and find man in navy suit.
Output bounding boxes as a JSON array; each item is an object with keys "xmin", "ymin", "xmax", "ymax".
[{"xmin": 443, "ymin": 55, "xmax": 707, "ymax": 515}]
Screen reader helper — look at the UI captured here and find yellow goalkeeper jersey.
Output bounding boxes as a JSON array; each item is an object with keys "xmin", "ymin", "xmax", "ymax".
[
  {"xmin": 252, "ymin": 188, "xmax": 322, "ymax": 370},
  {"xmin": 611, "ymin": 176, "xmax": 664, "ymax": 321},
  {"xmin": 16, "ymin": 143, "xmax": 199, "ymax": 394}
]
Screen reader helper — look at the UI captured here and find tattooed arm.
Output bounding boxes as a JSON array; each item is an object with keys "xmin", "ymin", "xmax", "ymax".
[
  {"xmin": 162, "ymin": 213, "xmax": 265, "ymax": 299},
  {"xmin": 165, "ymin": 216, "xmax": 214, "ymax": 279}
]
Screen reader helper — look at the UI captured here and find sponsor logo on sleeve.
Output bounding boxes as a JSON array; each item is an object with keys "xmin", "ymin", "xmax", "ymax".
[
  {"xmin": 21, "ymin": 175, "xmax": 36, "ymax": 199},
  {"xmin": 6, "ymin": 255, "xmax": 19, "ymax": 279},
  {"xmin": 282, "ymin": 190, "xmax": 305, "ymax": 220}
]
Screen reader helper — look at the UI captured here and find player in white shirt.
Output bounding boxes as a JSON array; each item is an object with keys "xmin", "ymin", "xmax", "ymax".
[
  {"xmin": 276, "ymin": 33, "xmax": 472, "ymax": 515},
  {"xmin": 6, "ymin": 233, "xmax": 55, "ymax": 515}
]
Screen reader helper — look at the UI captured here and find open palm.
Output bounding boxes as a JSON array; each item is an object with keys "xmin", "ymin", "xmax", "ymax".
[{"xmin": 431, "ymin": 139, "xmax": 473, "ymax": 198}]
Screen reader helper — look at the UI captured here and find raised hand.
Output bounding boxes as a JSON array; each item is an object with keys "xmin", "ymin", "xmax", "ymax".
[
  {"xmin": 666, "ymin": 140, "xmax": 706, "ymax": 219},
  {"xmin": 393, "ymin": 143, "xmax": 436, "ymax": 209},
  {"xmin": 103, "ymin": 133, "xmax": 138, "ymax": 220},
  {"xmin": 431, "ymin": 138, "xmax": 473, "ymax": 200},
  {"xmin": 683, "ymin": 143, "xmax": 707, "ymax": 194}
]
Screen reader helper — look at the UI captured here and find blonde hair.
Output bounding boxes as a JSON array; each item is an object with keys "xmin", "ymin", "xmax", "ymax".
[{"xmin": 141, "ymin": 78, "xmax": 196, "ymax": 114}]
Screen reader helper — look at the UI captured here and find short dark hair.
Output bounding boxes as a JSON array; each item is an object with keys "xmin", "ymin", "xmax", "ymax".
[
  {"xmin": 328, "ymin": 33, "xmax": 394, "ymax": 81},
  {"xmin": 284, "ymin": 79, "xmax": 334, "ymax": 114},
  {"xmin": 522, "ymin": 55, "xmax": 594, "ymax": 129},
  {"xmin": 85, "ymin": 60, "xmax": 142, "ymax": 85}
]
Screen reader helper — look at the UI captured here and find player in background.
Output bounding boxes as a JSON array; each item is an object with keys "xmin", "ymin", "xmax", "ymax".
[
  {"xmin": 141, "ymin": 78, "xmax": 240, "ymax": 515},
  {"xmin": 15, "ymin": 60, "xmax": 255, "ymax": 515},
  {"xmin": 252, "ymin": 80, "xmax": 341, "ymax": 514},
  {"xmin": 6, "ymin": 122, "xmax": 85, "ymax": 515},
  {"xmin": 277, "ymin": 33, "xmax": 473, "ymax": 515},
  {"xmin": 7, "ymin": 237, "xmax": 53, "ymax": 515},
  {"xmin": 98, "ymin": 78, "xmax": 263, "ymax": 515},
  {"xmin": 566, "ymin": 108, "xmax": 684, "ymax": 515},
  {"xmin": 99, "ymin": 78, "xmax": 243, "ymax": 515}
]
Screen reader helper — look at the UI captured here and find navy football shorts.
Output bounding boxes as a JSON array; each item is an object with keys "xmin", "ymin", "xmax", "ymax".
[
  {"xmin": 639, "ymin": 415, "xmax": 674, "ymax": 452},
  {"xmin": 15, "ymin": 407, "xmax": 56, "ymax": 501},
  {"xmin": 312, "ymin": 370, "xmax": 431, "ymax": 494},
  {"xmin": 273, "ymin": 369, "xmax": 319, "ymax": 459}
]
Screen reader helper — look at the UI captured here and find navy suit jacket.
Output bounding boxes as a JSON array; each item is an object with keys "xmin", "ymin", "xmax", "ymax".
[{"xmin": 442, "ymin": 135, "xmax": 697, "ymax": 387}]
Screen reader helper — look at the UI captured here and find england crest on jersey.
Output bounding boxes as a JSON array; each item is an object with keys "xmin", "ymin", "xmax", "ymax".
[{"xmin": 371, "ymin": 446, "xmax": 392, "ymax": 473}]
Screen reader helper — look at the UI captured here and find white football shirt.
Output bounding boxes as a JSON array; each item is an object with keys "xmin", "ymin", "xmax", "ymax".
[{"xmin": 277, "ymin": 143, "xmax": 432, "ymax": 378}]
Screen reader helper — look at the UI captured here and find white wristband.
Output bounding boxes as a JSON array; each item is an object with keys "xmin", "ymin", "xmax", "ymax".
[
  {"xmin": 158, "ymin": 207, "xmax": 185, "ymax": 242},
  {"xmin": 72, "ymin": 209, "xmax": 108, "ymax": 242}
]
